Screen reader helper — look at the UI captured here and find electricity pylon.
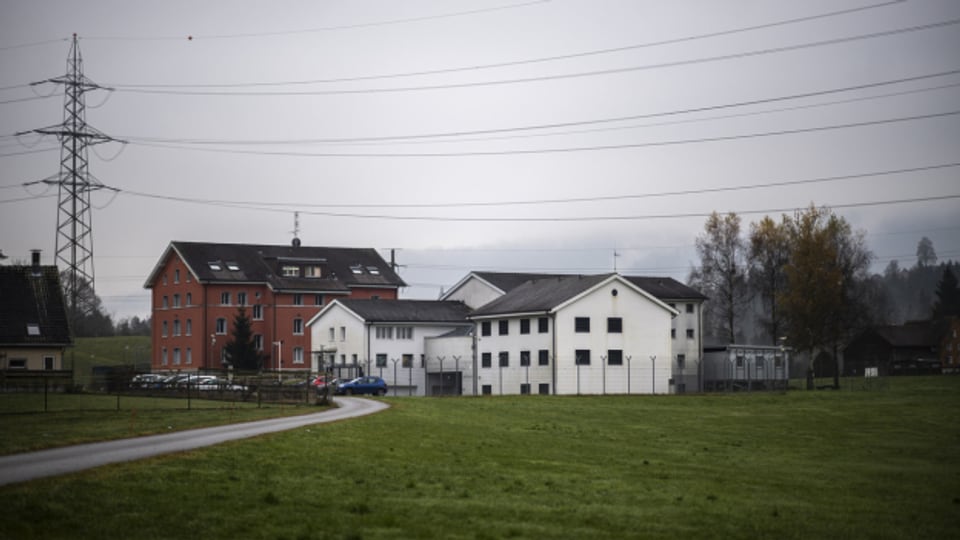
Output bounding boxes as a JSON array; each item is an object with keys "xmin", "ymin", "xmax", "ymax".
[{"xmin": 19, "ymin": 34, "xmax": 121, "ymax": 317}]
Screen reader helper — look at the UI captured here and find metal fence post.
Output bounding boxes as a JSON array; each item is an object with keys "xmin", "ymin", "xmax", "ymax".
[{"xmin": 650, "ymin": 355, "xmax": 656, "ymax": 395}]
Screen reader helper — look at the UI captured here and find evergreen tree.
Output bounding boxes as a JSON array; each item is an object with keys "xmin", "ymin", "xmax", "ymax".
[
  {"xmin": 932, "ymin": 266, "xmax": 960, "ymax": 319},
  {"xmin": 223, "ymin": 307, "xmax": 262, "ymax": 371}
]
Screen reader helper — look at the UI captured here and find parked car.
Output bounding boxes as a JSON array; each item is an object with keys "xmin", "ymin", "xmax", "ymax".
[
  {"xmin": 129, "ymin": 373, "xmax": 164, "ymax": 389},
  {"xmin": 195, "ymin": 377, "xmax": 246, "ymax": 392},
  {"xmin": 312, "ymin": 376, "xmax": 337, "ymax": 389},
  {"xmin": 335, "ymin": 376, "xmax": 388, "ymax": 396}
]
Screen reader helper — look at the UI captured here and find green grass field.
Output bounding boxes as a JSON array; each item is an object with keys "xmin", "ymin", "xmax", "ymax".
[
  {"xmin": 1, "ymin": 377, "xmax": 958, "ymax": 539},
  {"xmin": 0, "ymin": 393, "xmax": 320, "ymax": 455}
]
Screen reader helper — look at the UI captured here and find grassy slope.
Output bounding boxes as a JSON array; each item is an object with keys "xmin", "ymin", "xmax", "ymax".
[{"xmin": 1, "ymin": 377, "xmax": 958, "ymax": 539}]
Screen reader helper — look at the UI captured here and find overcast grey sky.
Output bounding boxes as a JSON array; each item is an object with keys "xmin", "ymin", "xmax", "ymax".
[{"xmin": 1, "ymin": 0, "xmax": 958, "ymax": 321}]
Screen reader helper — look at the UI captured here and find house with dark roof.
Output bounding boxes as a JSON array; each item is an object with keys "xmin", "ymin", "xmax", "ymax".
[
  {"xmin": 843, "ymin": 320, "xmax": 945, "ymax": 376},
  {"xmin": 306, "ymin": 299, "xmax": 473, "ymax": 395},
  {"xmin": 443, "ymin": 271, "xmax": 707, "ymax": 392},
  {"xmin": 469, "ymin": 274, "xmax": 678, "ymax": 395},
  {"xmin": 144, "ymin": 240, "xmax": 405, "ymax": 373},
  {"xmin": 0, "ymin": 251, "xmax": 72, "ymax": 371},
  {"xmin": 309, "ymin": 274, "xmax": 679, "ymax": 396}
]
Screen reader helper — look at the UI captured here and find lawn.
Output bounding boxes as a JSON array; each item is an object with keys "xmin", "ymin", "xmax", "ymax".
[
  {"xmin": 0, "ymin": 393, "xmax": 321, "ymax": 455},
  {"xmin": 0, "ymin": 377, "xmax": 957, "ymax": 539}
]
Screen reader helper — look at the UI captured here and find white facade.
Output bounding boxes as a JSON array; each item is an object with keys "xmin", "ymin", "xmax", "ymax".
[
  {"xmin": 665, "ymin": 300, "xmax": 704, "ymax": 393},
  {"xmin": 307, "ymin": 301, "xmax": 472, "ymax": 396},
  {"xmin": 443, "ymin": 274, "xmax": 504, "ymax": 310},
  {"xmin": 446, "ymin": 272, "xmax": 705, "ymax": 394},
  {"xmin": 473, "ymin": 276, "xmax": 676, "ymax": 395}
]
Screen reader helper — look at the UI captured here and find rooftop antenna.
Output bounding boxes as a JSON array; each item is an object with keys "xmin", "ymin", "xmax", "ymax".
[{"xmin": 291, "ymin": 211, "xmax": 301, "ymax": 247}]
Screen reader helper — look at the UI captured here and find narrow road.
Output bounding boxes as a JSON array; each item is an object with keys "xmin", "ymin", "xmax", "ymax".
[{"xmin": 0, "ymin": 397, "xmax": 388, "ymax": 487}]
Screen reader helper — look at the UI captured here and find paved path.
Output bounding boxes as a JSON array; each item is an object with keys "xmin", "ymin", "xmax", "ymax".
[{"xmin": 0, "ymin": 397, "xmax": 388, "ymax": 487}]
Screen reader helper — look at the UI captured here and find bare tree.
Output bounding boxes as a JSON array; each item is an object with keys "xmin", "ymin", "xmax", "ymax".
[
  {"xmin": 916, "ymin": 236, "xmax": 938, "ymax": 268},
  {"xmin": 748, "ymin": 215, "xmax": 791, "ymax": 345},
  {"xmin": 689, "ymin": 212, "xmax": 750, "ymax": 343}
]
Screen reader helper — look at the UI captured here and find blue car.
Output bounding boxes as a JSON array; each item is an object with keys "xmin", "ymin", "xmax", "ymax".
[{"xmin": 336, "ymin": 376, "xmax": 388, "ymax": 396}]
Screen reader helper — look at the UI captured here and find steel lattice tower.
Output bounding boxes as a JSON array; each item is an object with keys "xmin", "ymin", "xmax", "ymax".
[{"xmin": 26, "ymin": 35, "xmax": 119, "ymax": 316}]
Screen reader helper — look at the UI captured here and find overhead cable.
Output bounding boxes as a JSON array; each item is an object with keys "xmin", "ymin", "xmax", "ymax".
[
  {"xmin": 126, "ymin": 109, "xmax": 960, "ymax": 158},
  {"xmin": 107, "ymin": 1, "xmax": 902, "ymax": 88},
  {"xmin": 112, "ymin": 18, "xmax": 960, "ymax": 96}
]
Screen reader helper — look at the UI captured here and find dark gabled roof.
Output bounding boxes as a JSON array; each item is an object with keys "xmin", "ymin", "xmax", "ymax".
[
  {"xmin": 338, "ymin": 299, "xmax": 472, "ymax": 324},
  {"xmin": 146, "ymin": 241, "xmax": 405, "ymax": 291},
  {"xmin": 873, "ymin": 321, "xmax": 939, "ymax": 348},
  {"xmin": 468, "ymin": 271, "xmax": 705, "ymax": 301},
  {"xmin": 471, "ymin": 272, "xmax": 569, "ymax": 294},
  {"xmin": 470, "ymin": 274, "xmax": 614, "ymax": 317},
  {"xmin": 0, "ymin": 265, "xmax": 72, "ymax": 346},
  {"xmin": 623, "ymin": 276, "xmax": 707, "ymax": 301}
]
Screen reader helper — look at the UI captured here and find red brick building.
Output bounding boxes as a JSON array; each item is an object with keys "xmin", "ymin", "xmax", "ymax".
[{"xmin": 144, "ymin": 241, "xmax": 405, "ymax": 373}]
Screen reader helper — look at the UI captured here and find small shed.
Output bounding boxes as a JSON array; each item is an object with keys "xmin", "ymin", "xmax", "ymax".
[{"xmin": 703, "ymin": 343, "xmax": 790, "ymax": 391}]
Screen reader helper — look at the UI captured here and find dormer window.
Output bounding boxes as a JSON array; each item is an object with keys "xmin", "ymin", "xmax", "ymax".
[
  {"xmin": 282, "ymin": 265, "xmax": 300, "ymax": 277},
  {"xmin": 305, "ymin": 266, "xmax": 323, "ymax": 278},
  {"xmin": 208, "ymin": 261, "xmax": 222, "ymax": 271},
  {"xmin": 226, "ymin": 262, "xmax": 240, "ymax": 272},
  {"xmin": 26, "ymin": 324, "xmax": 40, "ymax": 336}
]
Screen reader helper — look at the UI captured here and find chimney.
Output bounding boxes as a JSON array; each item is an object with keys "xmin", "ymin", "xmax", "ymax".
[{"xmin": 30, "ymin": 250, "xmax": 41, "ymax": 276}]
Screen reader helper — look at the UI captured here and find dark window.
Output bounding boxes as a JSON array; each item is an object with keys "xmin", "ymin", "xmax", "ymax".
[
  {"xmin": 677, "ymin": 354, "xmax": 686, "ymax": 369},
  {"xmin": 481, "ymin": 321, "xmax": 491, "ymax": 336},
  {"xmin": 520, "ymin": 319, "xmax": 530, "ymax": 334},
  {"xmin": 608, "ymin": 349, "xmax": 623, "ymax": 365},
  {"xmin": 686, "ymin": 328, "xmax": 695, "ymax": 339},
  {"xmin": 538, "ymin": 383, "xmax": 550, "ymax": 395},
  {"xmin": 499, "ymin": 351, "xmax": 509, "ymax": 367},
  {"xmin": 575, "ymin": 317, "xmax": 590, "ymax": 333},
  {"xmin": 482, "ymin": 385, "xmax": 492, "ymax": 395},
  {"xmin": 402, "ymin": 354, "xmax": 413, "ymax": 368},
  {"xmin": 376, "ymin": 354, "xmax": 387, "ymax": 367},
  {"xmin": 315, "ymin": 294, "xmax": 324, "ymax": 305},
  {"xmin": 293, "ymin": 294, "xmax": 303, "ymax": 306},
  {"xmin": 538, "ymin": 350, "xmax": 550, "ymax": 366},
  {"xmin": 499, "ymin": 320, "xmax": 509, "ymax": 336},
  {"xmin": 686, "ymin": 303, "xmax": 694, "ymax": 313},
  {"xmin": 607, "ymin": 317, "xmax": 622, "ymax": 333},
  {"xmin": 520, "ymin": 351, "xmax": 530, "ymax": 367},
  {"xmin": 575, "ymin": 349, "xmax": 591, "ymax": 365},
  {"xmin": 538, "ymin": 317, "xmax": 549, "ymax": 333},
  {"xmin": 671, "ymin": 328, "xmax": 676, "ymax": 339},
  {"xmin": 520, "ymin": 384, "xmax": 531, "ymax": 395},
  {"xmin": 481, "ymin": 353, "xmax": 492, "ymax": 368}
]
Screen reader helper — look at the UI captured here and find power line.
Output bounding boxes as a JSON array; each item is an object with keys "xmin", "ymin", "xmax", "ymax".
[
  {"xmin": 127, "ymin": 108, "xmax": 960, "ymax": 158},
  {"xmin": 112, "ymin": 18, "xmax": 960, "ymax": 96},
  {"xmin": 116, "ymin": 161, "xmax": 960, "ymax": 210},
  {"xmin": 107, "ymin": 1, "xmax": 902, "ymax": 89},
  {"xmin": 113, "ymin": 70, "xmax": 960, "ymax": 146},
  {"xmin": 81, "ymin": 0, "xmax": 550, "ymax": 42}
]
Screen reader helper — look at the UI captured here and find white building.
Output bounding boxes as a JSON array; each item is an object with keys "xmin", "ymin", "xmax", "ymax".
[
  {"xmin": 306, "ymin": 299, "xmax": 472, "ymax": 396},
  {"xmin": 444, "ymin": 272, "xmax": 706, "ymax": 393},
  {"xmin": 468, "ymin": 274, "xmax": 678, "ymax": 395}
]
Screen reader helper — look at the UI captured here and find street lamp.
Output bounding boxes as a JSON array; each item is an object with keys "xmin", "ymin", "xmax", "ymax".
[
  {"xmin": 209, "ymin": 333, "xmax": 216, "ymax": 371},
  {"xmin": 273, "ymin": 341, "xmax": 283, "ymax": 382}
]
